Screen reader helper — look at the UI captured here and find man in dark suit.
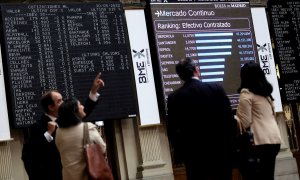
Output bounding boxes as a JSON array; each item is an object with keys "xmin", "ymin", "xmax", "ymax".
[
  {"xmin": 167, "ymin": 58, "xmax": 236, "ymax": 180},
  {"xmin": 22, "ymin": 73, "xmax": 104, "ymax": 180}
]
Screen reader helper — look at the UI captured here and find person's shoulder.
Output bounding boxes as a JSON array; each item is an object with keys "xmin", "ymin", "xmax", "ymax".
[
  {"xmin": 240, "ymin": 88, "xmax": 252, "ymax": 95},
  {"xmin": 39, "ymin": 114, "xmax": 51, "ymax": 122},
  {"xmin": 168, "ymin": 90, "xmax": 176, "ymax": 97},
  {"xmin": 86, "ymin": 122, "xmax": 97, "ymax": 129},
  {"xmin": 204, "ymin": 82, "xmax": 224, "ymax": 91},
  {"xmin": 168, "ymin": 86, "xmax": 182, "ymax": 97},
  {"xmin": 30, "ymin": 114, "xmax": 51, "ymax": 131},
  {"xmin": 240, "ymin": 88, "xmax": 254, "ymax": 99},
  {"xmin": 209, "ymin": 82, "xmax": 222, "ymax": 88},
  {"xmin": 37, "ymin": 114, "xmax": 50, "ymax": 124}
]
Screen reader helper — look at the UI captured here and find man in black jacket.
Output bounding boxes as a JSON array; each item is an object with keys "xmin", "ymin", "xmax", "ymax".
[
  {"xmin": 167, "ymin": 58, "xmax": 236, "ymax": 180},
  {"xmin": 22, "ymin": 73, "xmax": 104, "ymax": 180}
]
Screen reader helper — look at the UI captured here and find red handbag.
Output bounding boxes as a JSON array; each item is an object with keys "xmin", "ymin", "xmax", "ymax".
[{"xmin": 83, "ymin": 123, "xmax": 114, "ymax": 180}]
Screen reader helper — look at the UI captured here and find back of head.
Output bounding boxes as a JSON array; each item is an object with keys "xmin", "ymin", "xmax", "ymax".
[
  {"xmin": 238, "ymin": 62, "xmax": 273, "ymax": 99},
  {"xmin": 57, "ymin": 98, "xmax": 81, "ymax": 128},
  {"xmin": 40, "ymin": 90, "xmax": 59, "ymax": 113},
  {"xmin": 176, "ymin": 57, "xmax": 196, "ymax": 81}
]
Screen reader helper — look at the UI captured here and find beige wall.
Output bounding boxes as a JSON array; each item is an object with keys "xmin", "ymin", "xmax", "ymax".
[{"xmin": 0, "ymin": 129, "xmax": 28, "ymax": 180}]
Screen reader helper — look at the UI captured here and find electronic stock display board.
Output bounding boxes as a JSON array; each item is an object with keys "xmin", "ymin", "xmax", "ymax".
[
  {"xmin": 1, "ymin": 2, "xmax": 137, "ymax": 127},
  {"xmin": 267, "ymin": 0, "xmax": 300, "ymax": 102},
  {"xmin": 149, "ymin": 0, "xmax": 257, "ymax": 109}
]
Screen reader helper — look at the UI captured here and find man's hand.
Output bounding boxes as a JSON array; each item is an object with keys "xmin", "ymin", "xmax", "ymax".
[
  {"xmin": 47, "ymin": 121, "xmax": 58, "ymax": 135},
  {"xmin": 91, "ymin": 72, "xmax": 105, "ymax": 94}
]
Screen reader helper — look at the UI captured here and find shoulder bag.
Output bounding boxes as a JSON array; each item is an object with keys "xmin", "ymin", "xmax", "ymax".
[
  {"xmin": 83, "ymin": 123, "xmax": 114, "ymax": 180},
  {"xmin": 236, "ymin": 120, "xmax": 259, "ymax": 179}
]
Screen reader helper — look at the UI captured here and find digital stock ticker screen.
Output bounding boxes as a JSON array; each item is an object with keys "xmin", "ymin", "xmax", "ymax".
[{"xmin": 149, "ymin": 0, "xmax": 258, "ymax": 108}]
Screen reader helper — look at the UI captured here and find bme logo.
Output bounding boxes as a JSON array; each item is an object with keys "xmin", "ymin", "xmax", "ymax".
[
  {"xmin": 257, "ymin": 43, "xmax": 270, "ymax": 75},
  {"xmin": 133, "ymin": 49, "xmax": 145, "ymax": 58},
  {"xmin": 133, "ymin": 49, "xmax": 148, "ymax": 83},
  {"xmin": 257, "ymin": 43, "xmax": 267, "ymax": 52}
]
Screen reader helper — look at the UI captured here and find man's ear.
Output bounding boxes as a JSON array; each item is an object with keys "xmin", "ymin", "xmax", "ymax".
[
  {"xmin": 194, "ymin": 67, "xmax": 200, "ymax": 77},
  {"xmin": 48, "ymin": 104, "xmax": 55, "ymax": 113}
]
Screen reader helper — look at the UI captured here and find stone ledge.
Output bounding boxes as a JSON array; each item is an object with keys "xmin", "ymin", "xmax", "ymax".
[{"xmin": 275, "ymin": 157, "xmax": 299, "ymax": 179}]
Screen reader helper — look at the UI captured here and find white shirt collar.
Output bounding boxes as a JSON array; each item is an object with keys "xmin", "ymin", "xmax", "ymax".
[
  {"xmin": 45, "ymin": 113, "xmax": 57, "ymax": 121},
  {"xmin": 192, "ymin": 76, "xmax": 200, "ymax": 80}
]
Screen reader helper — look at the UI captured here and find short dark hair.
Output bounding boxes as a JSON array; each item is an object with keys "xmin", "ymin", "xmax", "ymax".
[
  {"xmin": 238, "ymin": 62, "xmax": 274, "ymax": 100},
  {"xmin": 176, "ymin": 57, "xmax": 196, "ymax": 81},
  {"xmin": 40, "ymin": 90, "xmax": 59, "ymax": 113},
  {"xmin": 57, "ymin": 98, "xmax": 81, "ymax": 128}
]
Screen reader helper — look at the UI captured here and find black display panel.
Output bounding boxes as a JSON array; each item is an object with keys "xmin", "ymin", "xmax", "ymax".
[
  {"xmin": 1, "ymin": 2, "xmax": 137, "ymax": 128},
  {"xmin": 267, "ymin": 1, "xmax": 300, "ymax": 103},
  {"xmin": 149, "ymin": 0, "xmax": 257, "ymax": 109}
]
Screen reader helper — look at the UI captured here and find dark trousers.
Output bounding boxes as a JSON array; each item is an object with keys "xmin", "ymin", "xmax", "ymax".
[
  {"xmin": 240, "ymin": 144, "xmax": 280, "ymax": 180},
  {"xmin": 256, "ymin": 144, "xmax": 280, "ymax": 180}
]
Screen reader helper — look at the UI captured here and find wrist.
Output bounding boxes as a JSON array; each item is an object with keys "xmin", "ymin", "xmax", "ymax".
[{"xmin": 89, "ymin": 92, "xmax": 100, "ymax": 101}]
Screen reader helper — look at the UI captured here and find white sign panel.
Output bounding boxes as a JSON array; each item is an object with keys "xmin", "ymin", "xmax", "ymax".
[
  {"xmin": 0, "ymin": 45, "xmax": 11, "ymax": 140},
  {"xmin": 251, "ymin": 8, "xmax": 283, "ymax": 112},
  {"xmin": 125, "ymin": 9, "xmax": 160, "ymax": 125}
]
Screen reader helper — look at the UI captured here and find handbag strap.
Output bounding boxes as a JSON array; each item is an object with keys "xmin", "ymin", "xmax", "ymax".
[
  {"xmin": 236, "ymin": 117, "xmax": 248, "ymax": 134},
  {"xmin": 266, "ymin": 96, "xmax": 275, "ymax": 115},
  {"xmin": 83, "ymin": 123, "xmax": 91, "ymax": 146},
  {"xmin": 238, "ymin": 119, "xmax": 243, "ymax": 135}
]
